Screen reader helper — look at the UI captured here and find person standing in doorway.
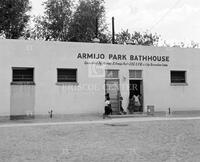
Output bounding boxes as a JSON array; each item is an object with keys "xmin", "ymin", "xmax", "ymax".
[
  {"xmin": 139, "ymin": 94, "xmax": 143, "ymax": 112},
  {"xmin": 128, "ymin": 94, "xmax": 135, "ymax": 114},
  {"xmin": 133, "ymin": 93, "xmax": 141, "ymax": 112}
]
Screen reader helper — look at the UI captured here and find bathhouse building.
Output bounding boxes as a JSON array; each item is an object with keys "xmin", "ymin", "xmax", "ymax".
[{"xmin": 0, "ymin": 39, "xmax": 200, "ymax": 119}]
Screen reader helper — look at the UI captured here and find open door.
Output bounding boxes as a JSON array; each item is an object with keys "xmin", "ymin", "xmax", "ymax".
[
  {"xmin": 129, "ymin": 80, "xmax": 143, "ymax": 112},
  {"xmin": 105, "ymin": 79, "xmax": 120, "ymax": 114}
]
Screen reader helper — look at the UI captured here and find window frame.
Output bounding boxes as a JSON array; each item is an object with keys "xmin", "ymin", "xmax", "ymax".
[
  {"xmin": 170, "ymin": 70, "xmax": 188, "ymax": 86},
  {"xmin": 129, "ymin": 70, "xmax": 143, "ymax": 80},
  {"xmin": 105, "ymin": 69, "xmax": 119, "ymax": 79},
  {"xmin": 57, "ymin": 68, "xmax": 78, "ymax": 84},
  {"xmin": 11, "ymin": 67, "xmax": 35, "ymax": 85}
]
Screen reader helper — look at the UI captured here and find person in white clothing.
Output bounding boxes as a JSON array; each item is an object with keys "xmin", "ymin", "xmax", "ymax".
[
  {"xmin": 103, "ymin": 93, "xmax": 112, "ymax": 118},
  {"xmin": 133, "ymin": 94, "xmax": 141, "ymax": 112},
  {"xmin": 133, "ymin": 94, "xmax": 141, "ymax": 106}
]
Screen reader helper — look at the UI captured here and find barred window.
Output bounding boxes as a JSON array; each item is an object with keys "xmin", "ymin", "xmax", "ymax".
[
  {"xmin": 12, "ymin": 67, "xmax": 34, "ymax": 82},
  {"xmin": 129, "ymin": 70, "xmax": 142, "ymax": 79},
  {"xmin": 57, "ymin": 68, "xmax": 77, "ymax": 82},
  {"xmin": 171, "ymin": 71, "xmax": 186, "ymax": 83},
  {"xmin": 105, "ymin": 70, "xmax": 119, "ymax": 79}
]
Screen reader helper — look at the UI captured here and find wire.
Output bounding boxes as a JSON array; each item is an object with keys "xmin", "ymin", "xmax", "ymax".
[{"xmin": 149, "ymin": 0, "xmax": 182, "ymax": 31}]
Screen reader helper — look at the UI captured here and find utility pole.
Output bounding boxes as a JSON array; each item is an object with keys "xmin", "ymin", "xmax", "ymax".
[
  {"xmin": 112, "ymin": 17, "xmax": 115, "ymax": 44},
  {"xmin": 92, "ymin": 16, "xmax": 100, "ymax": 43},
  {"xmin": 95, "ymin": 17, "xmax": 98, "ymax": 38}
]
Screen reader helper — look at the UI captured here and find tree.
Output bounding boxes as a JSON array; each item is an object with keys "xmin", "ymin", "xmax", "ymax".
[
  {"xmin": 25, "ymin": 15, "xmax": 51, "ymax": 40},
  {"xmin": 67, "ymin": 0, "xmax": 108, "ymax": 42},
  {"xmin": 190, "ymin": 41, "xmax": 199, "ymax": 48},
  {"xmin": 162, "ymin": 40, "xmax": 199, "ymax": 48},
  {"xmin": 42, "ymin": 0, "xmax": 73, "ymax": 41},
  {"xmin": 0, "ymin": 0, "xmax": 31, "ymax": 39},
  {"xmin": 115, "ymin": 29, "xmax": 160, "ymax": 46}
]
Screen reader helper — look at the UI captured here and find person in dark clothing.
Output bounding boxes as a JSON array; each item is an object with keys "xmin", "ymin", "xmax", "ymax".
[
  {"xmin": 103, "ymin": 93, "xmax": 112, "ymax": 118},
  {"xmin": 119, "ymin": 96, "xmax": 126, "ymax": 115}
]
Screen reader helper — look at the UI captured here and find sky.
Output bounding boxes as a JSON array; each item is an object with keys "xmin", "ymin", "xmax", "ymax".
[{"xmin": 30, "ymin": 0, "xmax": 200, "ymax": 44}]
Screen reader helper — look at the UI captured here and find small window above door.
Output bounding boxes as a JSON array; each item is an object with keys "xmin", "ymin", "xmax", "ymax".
[
  {"xmin": 105, "ymin": 70, "xmax": 119, "ymax": 79},
  {"xmin": 129, "ymin": 70, "xmax": 142, "ymax": 79}
]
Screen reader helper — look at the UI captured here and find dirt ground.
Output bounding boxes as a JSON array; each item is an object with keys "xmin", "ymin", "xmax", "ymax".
[{"xmin": 1, "ymin": 119, "xmax": 200, "ymax": 162}]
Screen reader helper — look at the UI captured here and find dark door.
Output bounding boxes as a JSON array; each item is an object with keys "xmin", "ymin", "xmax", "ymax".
[{"xmin": 129, "ymin": 80, "xmax": 143, "ymax": 112}]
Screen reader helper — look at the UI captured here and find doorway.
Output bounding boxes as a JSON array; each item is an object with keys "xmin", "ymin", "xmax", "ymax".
[
  {"xmin": 129, "ymin": 80, "xmax": 143, "ymax": 112},
  {"xmin": 10, "ymin": 67, "xmax": 35, "ymax": 119},
  {"xmin": 105, "ymin": 79, "xmax": 120, "ymax": 114}
]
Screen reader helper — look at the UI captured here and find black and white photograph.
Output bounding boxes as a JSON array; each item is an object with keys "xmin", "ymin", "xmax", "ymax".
[{"xmin": 1, "ymin": 0, "xmax": 200, "ymax": 161}]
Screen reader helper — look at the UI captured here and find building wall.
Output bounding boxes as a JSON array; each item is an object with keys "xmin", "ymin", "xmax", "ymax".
[{"xmin": 0, "ymin": 39, "xmax": 200, "ymax": 116}]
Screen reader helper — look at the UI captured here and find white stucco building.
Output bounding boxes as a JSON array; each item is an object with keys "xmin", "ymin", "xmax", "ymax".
[{"xmin": 0, "ymin": 39, "xmax": 200, "ymax": 119}]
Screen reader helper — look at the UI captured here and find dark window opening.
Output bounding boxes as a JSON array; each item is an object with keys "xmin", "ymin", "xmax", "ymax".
[
  {"xmin": 171, "ymin": 71, "xmax": 186, "ymax": 83},
  {"xmin": 12, "ymin": 67, "xmax": 34, "ymax": 82},
  {"xmin": 57, "ymin": 68, "xmax": 77, "ymax": 82}
]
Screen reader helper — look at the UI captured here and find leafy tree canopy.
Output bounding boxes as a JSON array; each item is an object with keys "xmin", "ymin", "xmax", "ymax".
[
  {"xmin": 0, "ymin": 0, "xmax": 31, "ymax": 39},
  {"xmin": 67, "ymin": 0, "xmax": 108, "ymax": 42},
  {"xmin": 115, "ymin": 29, "xmax": 160, "ymax": 46},
  {"xmin": 42, "ymin": 0, "xmax": 73, "ymax": 41}
]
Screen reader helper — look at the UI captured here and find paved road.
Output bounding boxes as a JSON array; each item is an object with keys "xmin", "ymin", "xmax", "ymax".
[{"xmin": 1, "ymin": 116, "xmax": 200, "ymax": 161}]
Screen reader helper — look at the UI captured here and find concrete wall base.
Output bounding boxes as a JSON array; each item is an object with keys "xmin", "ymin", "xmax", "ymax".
[{"xmin": 10, "ymin": 115, "xmax": 35, "ymax": 120}]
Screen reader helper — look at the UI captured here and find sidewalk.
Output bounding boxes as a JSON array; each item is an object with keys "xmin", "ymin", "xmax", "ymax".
[
  {"xmin": 0, "ymin": 113, "xmax": 103, "ymax": 124},
  {"xmin": 1, "ymin": 111, "xmax": 200, "ymax": 127},
  {"xmin": 1, "ymin": 115, "xmax": 200, "ymax": 128}
]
